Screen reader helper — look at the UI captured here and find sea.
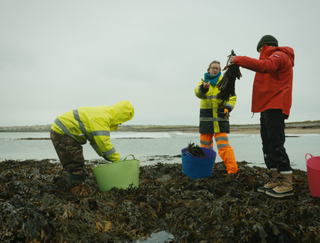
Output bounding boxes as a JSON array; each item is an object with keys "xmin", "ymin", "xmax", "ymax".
[{"xmin": 0, "ymin": 131, "xmax": 319, "ymax": 172}]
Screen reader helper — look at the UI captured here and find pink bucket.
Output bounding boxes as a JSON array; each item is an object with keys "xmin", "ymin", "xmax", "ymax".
[{"xmin": 306, "ymin": 153, "xmax": 320, "ymax": 198}]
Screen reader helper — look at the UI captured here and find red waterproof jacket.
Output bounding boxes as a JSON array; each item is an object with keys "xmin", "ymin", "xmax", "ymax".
[{"xmin": 233, "ymin": 45, "xmax": 295, "ymax": 117}]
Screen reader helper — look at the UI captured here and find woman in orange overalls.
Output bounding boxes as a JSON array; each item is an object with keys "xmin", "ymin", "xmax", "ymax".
[{"xmin": 194, "ymin": 60, "xmax": 238, "ymax": 174}]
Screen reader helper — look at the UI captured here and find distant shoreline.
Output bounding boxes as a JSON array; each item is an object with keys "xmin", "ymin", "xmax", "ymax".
[
  {"xmin": 230, "ymin": 121, "xmax": 320, "ymax": 134},
  {"xmin": 1, "ymin": 121, "xmax": 320, "ymax": 134}
]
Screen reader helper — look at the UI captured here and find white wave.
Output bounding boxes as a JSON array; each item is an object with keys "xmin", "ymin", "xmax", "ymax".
[{"xmin": 170, "ymin": 132, "xmax": 199, "ymax": 138}]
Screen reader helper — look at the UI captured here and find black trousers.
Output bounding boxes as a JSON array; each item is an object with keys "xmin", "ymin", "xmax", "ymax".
[{"xmin": 260, "ymin": 109, "xmax": 292, "ymax": 172}]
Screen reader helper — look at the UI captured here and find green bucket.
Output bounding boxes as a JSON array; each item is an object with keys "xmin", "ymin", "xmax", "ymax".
[{"xmin": 92, "ymin": 154, "xmax": 140, "ymax": 192}]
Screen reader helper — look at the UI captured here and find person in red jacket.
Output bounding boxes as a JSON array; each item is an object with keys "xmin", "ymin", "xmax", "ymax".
[{"xmin": 229, "ymin": 35, "xmax": 295, "ymax": 198}]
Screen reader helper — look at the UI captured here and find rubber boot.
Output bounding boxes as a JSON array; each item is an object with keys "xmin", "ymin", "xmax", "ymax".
[
  {"xmin": 68, "ymin": 172, "xmax": 85, "ymax": 184},
  {"xmin": 266, "ymin": 173, "xmax": 294, "ymax": 198},
  {"xmin": 257, "ymin": 169, "xmax": 280, "ymax": 193}
]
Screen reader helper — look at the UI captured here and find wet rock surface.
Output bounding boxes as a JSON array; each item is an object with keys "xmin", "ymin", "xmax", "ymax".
[{"xmin": 1, "ymin": 158, "xmax": 320, "ymax": 243}]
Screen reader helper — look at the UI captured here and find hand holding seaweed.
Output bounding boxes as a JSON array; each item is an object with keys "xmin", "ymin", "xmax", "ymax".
[{"xmin": 217, "ymin": 50, "xmax": 242, "ymax": 107}]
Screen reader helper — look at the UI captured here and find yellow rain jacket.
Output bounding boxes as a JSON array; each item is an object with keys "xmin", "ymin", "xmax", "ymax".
[
  {"xmin": 195, "ymin": 76, "xmax": 236, "ymax": 134},
  {"xmin": 51, "ymin": 100, "xmax": 134, "ymax": 162}
]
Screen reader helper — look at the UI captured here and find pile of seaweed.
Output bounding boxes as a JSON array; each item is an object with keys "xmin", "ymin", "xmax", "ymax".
[{"xmin": 1, "ymin": 158, "xmax": 320, "ymax": 243}]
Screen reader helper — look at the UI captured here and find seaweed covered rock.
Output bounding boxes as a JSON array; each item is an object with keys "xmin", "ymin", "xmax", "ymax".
[{"xmin": 0, "ymin": 158, "xmax": 320, "ymax": 242}]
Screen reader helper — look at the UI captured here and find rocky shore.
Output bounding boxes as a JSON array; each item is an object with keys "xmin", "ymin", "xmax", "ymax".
[{"xmin": 1, "ymin": 157, "xmax": 320, "ymax": 242}]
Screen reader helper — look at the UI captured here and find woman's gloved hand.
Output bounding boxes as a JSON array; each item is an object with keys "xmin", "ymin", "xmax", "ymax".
[
  {"xmin": 222, "ymin": 108, "xmax": 229, "ymax": 118},
  {"xmin": 218, "ymin": 108, "xmax": 230, "ymax": 118}
]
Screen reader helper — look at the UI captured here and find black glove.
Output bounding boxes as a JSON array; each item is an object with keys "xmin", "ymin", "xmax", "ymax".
[{"xmin": 218, "ymin": 108, "xmax": 230, "ymax": 118}]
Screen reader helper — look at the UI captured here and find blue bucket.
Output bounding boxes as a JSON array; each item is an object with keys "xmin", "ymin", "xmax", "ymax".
[{"xmin": 181, "ymin": 147, "xmax": 217, "ymax": 179}]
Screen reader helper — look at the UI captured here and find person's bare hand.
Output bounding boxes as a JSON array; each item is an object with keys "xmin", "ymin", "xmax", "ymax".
[{"xmin": 203, "ymin": 81, "xmax": 210, "ymax": 89}]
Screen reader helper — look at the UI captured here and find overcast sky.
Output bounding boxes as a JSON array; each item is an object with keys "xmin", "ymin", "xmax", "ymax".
[{"xmin": 1, "ymin": 0, "xmax": 319, "ymax": 126}]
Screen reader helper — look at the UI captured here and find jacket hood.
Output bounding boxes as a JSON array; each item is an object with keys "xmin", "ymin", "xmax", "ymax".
[
  {"xmin": 261, "ymin": 45, "xmax": 295, "ymax": 67},
  {"xmin": 109, "ymin": 100, "xmax": 134, "ymax": 128}
]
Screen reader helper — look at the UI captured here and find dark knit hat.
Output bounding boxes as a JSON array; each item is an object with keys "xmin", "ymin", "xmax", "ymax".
[{"xmin": 257, "ymin": 35, "xmax": 278, "ymax": 52}]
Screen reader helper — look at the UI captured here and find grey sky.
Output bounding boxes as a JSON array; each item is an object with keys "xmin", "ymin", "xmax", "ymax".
[{"xmin": 1, "ymin": 0, "xmax": 319, "ymax": 126}]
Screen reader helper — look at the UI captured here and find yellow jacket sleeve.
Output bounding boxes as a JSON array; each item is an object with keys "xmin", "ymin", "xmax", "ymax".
[{"xmin": 88, "ymin": 118, "xmax": 120, "ymax": 162}]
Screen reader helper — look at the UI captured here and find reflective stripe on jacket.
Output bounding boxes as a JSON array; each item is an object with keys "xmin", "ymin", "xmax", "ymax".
[
  {"xmin": 51, "ymin": 100, "xmax": 134, "ymax": 162},
  {"xmin": 195, "ymin": 76, "xmax": 236, "ymax": 134}
]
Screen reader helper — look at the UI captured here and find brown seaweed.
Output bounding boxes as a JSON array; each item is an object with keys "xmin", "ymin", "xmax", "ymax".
[
  {"xmin": 217, "ymin": 50, "xmax": 242, "ymax": 107},
  {"xmin": 0, "ymin": 158, "xmax": 320, "ymax": 242},
  {"xmin": 187, "ymin": 142, "xmax": 205, "ymax": 157}
]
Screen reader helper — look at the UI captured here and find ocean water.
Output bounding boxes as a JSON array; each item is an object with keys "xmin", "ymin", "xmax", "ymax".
[{"xmin": 0, "ymin": 131, "xmax": 319, "ymax": 171}]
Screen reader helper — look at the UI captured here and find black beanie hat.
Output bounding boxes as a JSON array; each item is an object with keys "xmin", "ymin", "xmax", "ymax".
[{"xmin": 257, "ymin": 35, "xmax": 278, "ymax": 52}]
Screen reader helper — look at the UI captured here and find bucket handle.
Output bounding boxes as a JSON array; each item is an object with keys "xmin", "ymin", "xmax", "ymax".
[
  {"xmin": 97, "ymin": 160, "xmax": 103, "ymax": 167},
  {"xmin": 96, "ymin": 159, "xmax": 112, "ymax": 167},
  {"xmin": 183, "ymin": 151, "xmax": 194, "ymax": 158},
  {"xmin": 96, "ymin": 154, "xmax": 136, "ymax": 167},
  {"xmin": 122, "ymin": 154, "xmax": 136, "ymax": 161},
  {"xmin": 305, "ymin": 153, "xmax": 314, "ymax": 162}
]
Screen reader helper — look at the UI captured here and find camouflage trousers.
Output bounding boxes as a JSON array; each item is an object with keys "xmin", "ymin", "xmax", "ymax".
[{"xmin": 50, "ymin": 129, "xmax": 85, "ymax": 175}]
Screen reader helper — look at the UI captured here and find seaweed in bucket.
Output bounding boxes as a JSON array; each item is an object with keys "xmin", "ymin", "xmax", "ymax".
[{"xmin": 187, "ymin": 142, "xmax": 205, "ymax": 157}]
